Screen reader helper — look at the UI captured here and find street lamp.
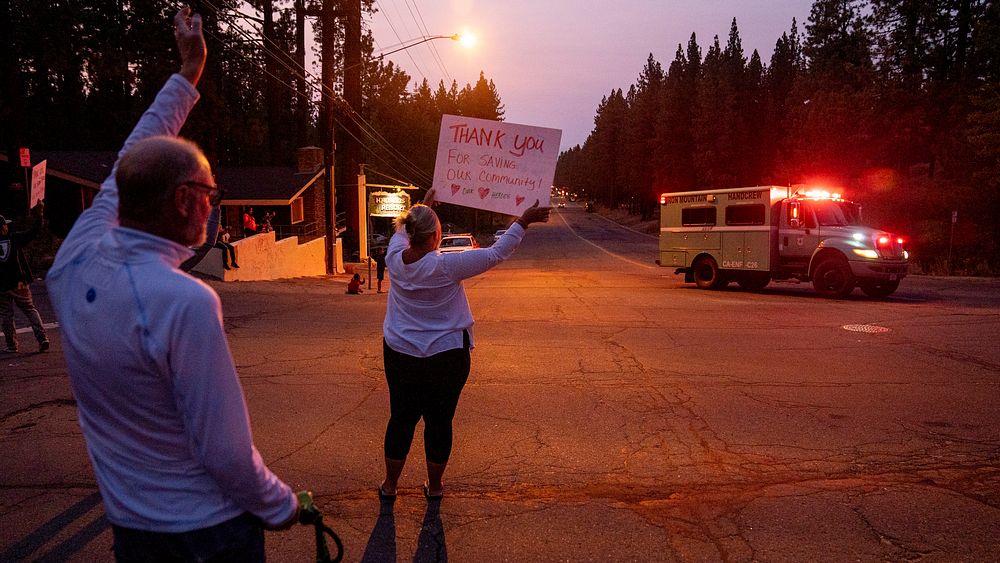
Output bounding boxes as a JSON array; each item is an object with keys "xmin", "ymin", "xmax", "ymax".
[
  {"xmin": 343, "ymin": 33, "xmax": 472, "ymax": 73},
  {"xmin": 376, "ymin": 33, "xmax": 467, "ymax": 59}
]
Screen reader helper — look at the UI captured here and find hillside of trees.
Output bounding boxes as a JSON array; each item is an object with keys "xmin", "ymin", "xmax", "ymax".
[
  {"xmin": 555, "ymin": 0, "xmax": 1000, "ymax": 275},
  {"xmin": 0, "ymin": 0, "xmax": 504, "ymax": 227}
]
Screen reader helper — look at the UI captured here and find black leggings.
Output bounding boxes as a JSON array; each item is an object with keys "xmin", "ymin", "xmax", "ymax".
[{"xmin": 383, "ymin": 335, "xmax": 470, "ymax": 464}]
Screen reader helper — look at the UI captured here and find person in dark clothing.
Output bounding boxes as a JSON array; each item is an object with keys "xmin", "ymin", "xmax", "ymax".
[
  {"xmin": 214, "ymin": 225, "xmax": 238, "ymax": 269},
  {"xmin": 0, "ymin": 206, "xmax": 50, "ymax": 353},
  {"xmin": 374, "ymin": 247, "xmax": 387, "ymax": 293}
]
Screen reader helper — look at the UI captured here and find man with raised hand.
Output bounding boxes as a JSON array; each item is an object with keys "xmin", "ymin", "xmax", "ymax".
[{"xmin": 47, "ymin": 7, "xmax": 298, "ymax": 561}]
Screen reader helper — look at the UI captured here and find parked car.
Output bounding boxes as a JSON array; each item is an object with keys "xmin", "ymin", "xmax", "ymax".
[
  {"xmin": 438, "ymin": 234, "xmax": 479, "ymax": 253},
  {"xmin": 493, "ymin": 229, "xmax": 507, "ymax": 242}
]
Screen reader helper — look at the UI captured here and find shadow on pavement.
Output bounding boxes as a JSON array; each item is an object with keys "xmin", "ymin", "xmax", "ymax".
[
  {"xmin": 413, "ymin": 498, "xmax": 446, "ymax": 563},
  {"xmin": 360, "ymin": 496, "xmax": 448, "ymax": 563},
  {"xmin": 360, "ymin": 497, "xmax": 396, "ymax": 563},
  {"xmin": 0, "ymin": 491, "xmax": 108, "ymax": 562}
]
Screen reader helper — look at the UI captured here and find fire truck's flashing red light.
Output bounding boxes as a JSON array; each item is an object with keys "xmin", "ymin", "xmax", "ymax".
[
  {"xmin": 801, "ymin": 190, "xmax": 842, "ymax": 200},
  {"xmin": 878, "ymin": 236, "xmax": 890, "ymax": 245},
  {"xmin": 659, "ymin": 194, "xmax": 667, "ymax": 205}
]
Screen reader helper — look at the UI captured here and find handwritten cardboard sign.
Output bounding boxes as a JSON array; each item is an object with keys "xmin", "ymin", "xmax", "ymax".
[
  {"xmin": 431, "ymin": 114, "xmax": 561, "ymax": 215},
  {"xmin": 30, "ymin": 160, "xmax": 46, "ymax": 209}
]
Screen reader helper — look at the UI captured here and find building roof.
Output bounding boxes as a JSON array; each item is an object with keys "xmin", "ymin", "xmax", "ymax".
[
  {"xmin": 217, "ymin": 167, "xmax": 323, "ymax": 205},
  {"xmin": 2, "ymin": 151, "xmax": 323, "ymax": 205},
  {"xmin": 1, "ymin": 150, "xmax": 117, "ymax": 188}
]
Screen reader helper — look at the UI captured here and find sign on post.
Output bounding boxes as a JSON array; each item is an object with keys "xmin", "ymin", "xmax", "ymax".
[
  {"xmin": 369, "ymin": 190, "xmax": 411, "ymax": 217},
  {"xmin": 19, "ymin": 148, "xmax": 30, "ymax": 167},
  {"xmin": 30, "ymin": 160, "xmax": 46, "ymax": 209},
  {"xmin": 431, "ymin": 114, "xmax": 561, "ymax": 216}
]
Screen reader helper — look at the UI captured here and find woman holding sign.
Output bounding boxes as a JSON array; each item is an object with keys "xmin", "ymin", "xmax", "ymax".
[{"xmin": 378, "ymin": 188, "xmax": 550, "ymax": 500}]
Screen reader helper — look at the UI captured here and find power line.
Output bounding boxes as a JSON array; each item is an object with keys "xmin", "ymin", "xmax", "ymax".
[
  {"xmin": 374, "ymin": 0, "xmax": 428, "ymax": 83},
  {"xmin": 192, "ymin": 6, "xmax": 430, "ymax": 186},
  {"xmin": 405, "ymin": 0, "xmax": 451, "ymax": 83},
  {"xmin": 193, "ymin": 0, "xmax": 433, "ymax": 185}
]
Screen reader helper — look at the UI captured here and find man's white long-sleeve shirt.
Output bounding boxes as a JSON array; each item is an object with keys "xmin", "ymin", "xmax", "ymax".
[
  {"xmin": 47, "ymin": 74, "xmax": 296, "ymax": 533},
  {"xmin": 383, "ymin": 223, "xmax": 526, "ymax": 357}
]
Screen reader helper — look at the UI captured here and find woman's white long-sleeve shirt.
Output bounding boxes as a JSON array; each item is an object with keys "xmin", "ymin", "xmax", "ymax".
[{"xmin": 383, "ymin": 223, "xmax": 526, "ymax": 357}]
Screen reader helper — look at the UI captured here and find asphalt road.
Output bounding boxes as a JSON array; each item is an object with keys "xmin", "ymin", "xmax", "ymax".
[{"xmin": 2, "ymin": 205, "xmax": 999, "ymax": 562}]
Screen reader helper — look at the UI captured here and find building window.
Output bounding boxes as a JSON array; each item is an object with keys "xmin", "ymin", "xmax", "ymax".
[
  {"xmin": 681, "ymin": 207, "xmax": 717, "ymax": 226},
  {"xmin": 726, "ymin": 204, "xmax": 765, "ymax": 226},
  {"xmin": 291, "ymin": 197, "xmax": 304, "ymax": 224}
]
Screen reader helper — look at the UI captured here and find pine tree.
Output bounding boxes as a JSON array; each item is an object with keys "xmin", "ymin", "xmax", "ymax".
[
  {"xmin": 622, "ymin": 54, "xmax": 665, "ymax": 216},
  {"xmin": 587, "ymin": 89, "xmax": 629, "ymax": 206},
  {"xmin": 764, "ymin": 20, "xmax": 803, "ymax": 180},
  {"xmin": 457, "ymin": 71, "xmax": 505, "ymax": 121},
  {"xmin": 653, "ymin": 35, "xmax": 700, "ymax": 193},
  {"xmin": 788, "ymin": 0, "xmax": 876, "ymax": 182}
]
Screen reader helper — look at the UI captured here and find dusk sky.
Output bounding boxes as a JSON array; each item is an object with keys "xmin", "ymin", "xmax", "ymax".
[{"xmin": 365, "ymin": 0, "xmax": 817, "ymax": 151}]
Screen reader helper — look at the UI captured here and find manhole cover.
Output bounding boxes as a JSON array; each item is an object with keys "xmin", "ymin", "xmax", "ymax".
[{"xmin": 842, "ymin": 324, "xmax": 891, "ymax": 334}]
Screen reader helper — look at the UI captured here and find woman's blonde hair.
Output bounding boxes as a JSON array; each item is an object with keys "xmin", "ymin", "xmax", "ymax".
[{"xmin": 394, "ymin": 204, "xmax": 439, "ymax": 246}]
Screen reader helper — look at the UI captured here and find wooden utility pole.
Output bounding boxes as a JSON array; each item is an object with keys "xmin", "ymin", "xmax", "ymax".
[
  {"xmin": 319, "ymin": 0, "xmax": 338, "ymax": 273},
  {"xmin": 294, "ymin": 0, "xmax": 308, "ymax": 149},
  {"xmin": 262, "ymin": 0, "xmax": 281, "ymax": 163},
  {"xmin": 342, "ymin": 0, "xmax": 363, "ymax": 258},
  {"xmin": 1, "ymin": 0, "xmax": 25, "ymax": 210}
]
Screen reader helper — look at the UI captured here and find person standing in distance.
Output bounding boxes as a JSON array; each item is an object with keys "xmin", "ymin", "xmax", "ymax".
[
  {"xmin": 0, "ymin": 204, "xmax": 50, "ymax": 353},
  {"xmin": 243, "ymin": 206, "xmax": 257, "ymax": 238},
  {"xmin": 374, "ymin": 246, "xmax": 387, "ymax": 293},
  {"xmin": 378, "ymin": 188, "xmax": 550, "ymax": 499},
  {"xmin": 47, "ymin": 8, "xmax": 299, "ymax": 561}
]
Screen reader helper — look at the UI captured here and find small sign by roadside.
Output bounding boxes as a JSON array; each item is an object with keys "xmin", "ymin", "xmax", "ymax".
[
  {"xmin": 19, "ymin": 148, "xmax": 30, "ymax": 167},
  {"xmin": 30, "ymin": 160, "xmax": 46, "ymax": 209},
  {"xmin": 952, "ymin": 210, "xmax": 958, "ymax": 223}
]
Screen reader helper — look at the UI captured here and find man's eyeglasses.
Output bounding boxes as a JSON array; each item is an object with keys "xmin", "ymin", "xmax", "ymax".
[{"xmin": 182, "ymin": 181, "xmax": 224, "ymax": 206}]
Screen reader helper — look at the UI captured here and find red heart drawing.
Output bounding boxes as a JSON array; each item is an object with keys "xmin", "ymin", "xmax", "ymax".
[
  {"xmin": 515, "ymin": 195, "xmax": 525, "ymax": 206},
  {"xmin": 478, "ymin": 187, "xmax": 490, "ymax": 199},
  {"xmin": 450, "ymin": 184, "xmax": 461, "ymax": 195}
]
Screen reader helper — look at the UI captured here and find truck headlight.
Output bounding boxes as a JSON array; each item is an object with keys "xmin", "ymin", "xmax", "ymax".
[{"xmin": 853, "ymin": 248, "xmax": 879, "ymax": 259}]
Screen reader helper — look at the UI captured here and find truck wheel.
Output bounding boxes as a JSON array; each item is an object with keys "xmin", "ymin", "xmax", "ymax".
[
  {"xmin": 693, "ymin": 256, "xmax": 725, "ymax": 289},
  {"xmin": 812, "ymin": 256, "xmax": 855, "ymax": 298},
  {"xmin": 860, "ymin": 279, "xmax": 900, "ymax": 298},
  {"xmin": 737, "ymin": 272, "xmax": 771, "ymax": 291}
]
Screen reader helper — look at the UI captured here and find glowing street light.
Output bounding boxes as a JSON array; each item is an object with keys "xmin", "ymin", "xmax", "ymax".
[
  {"xmin": 457, "ymin": 32, "xmax": 476, "ymax": 49},
  {"xmin": 376, "ymin": 33, "xmax": 471, "ymax": 60}
]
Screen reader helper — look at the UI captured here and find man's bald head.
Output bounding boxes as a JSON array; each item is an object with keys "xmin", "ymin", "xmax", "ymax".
[{"xmin": 117, "ymin": 135, "xmax": 210, "ymax": 226}]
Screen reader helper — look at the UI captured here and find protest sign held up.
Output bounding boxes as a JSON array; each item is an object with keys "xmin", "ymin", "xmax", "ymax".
[
  {"xmin": 30, "ymin": 160, "xmax": 46, "ymax": 209},
  {"xmin": 431, "ymin": 114, "xmax": 561, "ymax": 216}
]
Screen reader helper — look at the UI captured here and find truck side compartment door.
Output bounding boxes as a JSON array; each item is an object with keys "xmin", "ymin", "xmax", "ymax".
[{"xmin": 721, "ymin": 232, "xmax": 745, "ymax": 269}]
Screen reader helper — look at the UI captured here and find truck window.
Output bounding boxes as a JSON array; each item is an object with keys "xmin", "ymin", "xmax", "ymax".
[
  {"xmin": 681, "ymin": 207, "xmax": 716, "ymax": 226},
  {"xmin": 725, "ymin": 204, "xmax": 765, "ymax": 226},
  {"xmin": 813, "ymin": 201, "xmax": 862, "ymax": 226},
  {"xmin": 800, "ymin": 203, "xmax": 818, "ymax": 229}
]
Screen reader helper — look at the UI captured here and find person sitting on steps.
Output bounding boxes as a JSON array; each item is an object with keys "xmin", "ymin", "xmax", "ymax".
[{"xmin": 214, "ymin": 224, "xmax": 238, "ymax": 270}]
